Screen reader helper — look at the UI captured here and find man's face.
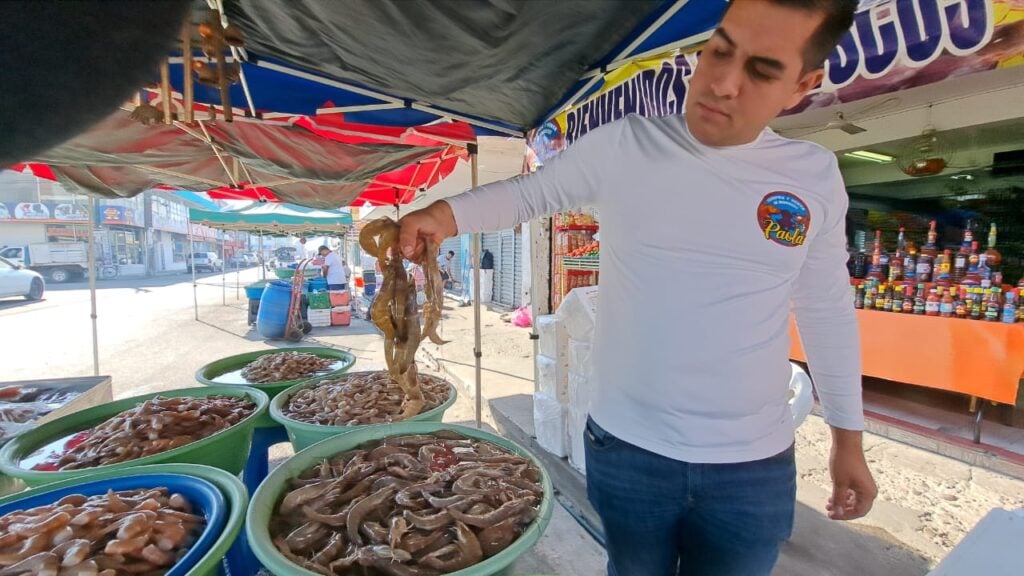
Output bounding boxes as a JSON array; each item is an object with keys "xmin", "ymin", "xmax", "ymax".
[
  {"xmin": 685, "ymin": 0, "xmax": 827, "ymax": 147},
  {"xmin": 319, "ymin": 249, "xmax": 328, "ymax": 257}
]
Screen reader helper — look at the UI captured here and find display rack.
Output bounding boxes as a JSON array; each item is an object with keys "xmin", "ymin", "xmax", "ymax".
[{"xmin": 551, "ymin": 211, "xmax": 599, "ymax": 310}]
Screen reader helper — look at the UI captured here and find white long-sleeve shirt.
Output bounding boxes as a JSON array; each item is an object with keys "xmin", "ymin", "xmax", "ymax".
[{"xmin": 448, "ymin": 114, "xmax": 863, "ymax": 464}]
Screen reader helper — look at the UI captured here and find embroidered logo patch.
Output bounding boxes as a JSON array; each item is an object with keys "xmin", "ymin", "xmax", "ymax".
[{"xmin": 757, "ymin": 192, "xmax": 810, "ymax": 247}]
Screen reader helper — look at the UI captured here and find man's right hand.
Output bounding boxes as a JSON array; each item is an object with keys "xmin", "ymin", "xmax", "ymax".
[{"xmin": 398, "ymin": 201, "xmax": 458, "ymax": 261}]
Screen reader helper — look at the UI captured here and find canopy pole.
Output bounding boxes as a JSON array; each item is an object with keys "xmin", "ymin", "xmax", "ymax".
[
  {"xmin": 181, "ymin": 25, "xmax": 194, "ymax": 124},
  {"xmin": 87, "ymin": 196, "xmax": 100, "ymax": 376},
  {"xmin": 259, "ymin": 232, "xmax": 265, "ymax": 280},
  {"xmin": 188, "ymin": 210, "xmax": 198, "ymax": 321},
  {"xmin": 222, "ymin": 237, "xmax": 227, "ymax": 306},
  {"xmin": 470, "ymin": 145, "xmax": 482, "ymax": 429},
  {"xmin": 236, "ymin": 246, "xmax": 240, "ymax": 301}
]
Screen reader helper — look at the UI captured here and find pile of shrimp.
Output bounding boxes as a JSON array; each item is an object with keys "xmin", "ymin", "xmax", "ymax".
[
  {"xmin": 32, "ymin": 396, "xmax": 255, "ymax": 471},
  {"xmin": 0, "ymin": 487, "xmax": 205, "ymax": 576}
]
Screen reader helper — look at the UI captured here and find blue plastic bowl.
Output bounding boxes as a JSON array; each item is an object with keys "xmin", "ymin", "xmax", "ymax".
[{"xmin": 0, "ymin": 473, "xmax": 228, "ymax": 576}]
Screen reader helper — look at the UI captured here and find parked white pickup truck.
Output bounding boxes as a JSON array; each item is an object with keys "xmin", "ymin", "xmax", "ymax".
[{"xmin": 0, "ymin": 242, "xmax": 88, "ymax": 283}]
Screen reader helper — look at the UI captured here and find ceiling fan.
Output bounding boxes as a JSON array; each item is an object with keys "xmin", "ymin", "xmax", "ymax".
[{"xmin": 780, "ymin": 97, "xmax": 901, "ymax": 138}]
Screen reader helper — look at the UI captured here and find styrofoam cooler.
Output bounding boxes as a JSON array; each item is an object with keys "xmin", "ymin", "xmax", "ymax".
[
  {"xmin": 329, "ymin": 290, "xmax": 351, "ymax": 307},
  {"xmin": 568, "ymin": 340, "xmax": 592, "ymax": 377},
  {"xmin": 536, "ymin": 354, "xmax": 569, "ymax": 403},
  {"xmin": 567, "ymin": 404, "xmax": 588, "ymax": 474},
  {"xmin": 536, "ymin": 315, "xmax": 568, "ymax": 362},
  {"xmin": 330, "ymin": 305, "xmax": 352, "ymax": 326},
  {"xmin": 556, "ymin": 286, "xmax": 599, "ymax": 342},
  {"xmin": 307, "ymin": 307, "xmax": 332, "ymax": 328},
  {"xmin": 533, "ymin": 392, "xmax": 568, "ymax": 458},
  {"xmin": 567, "ymin": 369, "xmax": 592, "ymax": 474}
]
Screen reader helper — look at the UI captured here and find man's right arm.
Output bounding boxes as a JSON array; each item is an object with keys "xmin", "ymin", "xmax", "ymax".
[{"xmin": 399, "ymin": 118, "xmax": 625, "ymax": 259}]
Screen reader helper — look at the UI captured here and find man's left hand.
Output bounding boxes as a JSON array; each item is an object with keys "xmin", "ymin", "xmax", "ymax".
[{"xmin": 827, "ymin": 428, "xmax": 877, "ymax": 521}]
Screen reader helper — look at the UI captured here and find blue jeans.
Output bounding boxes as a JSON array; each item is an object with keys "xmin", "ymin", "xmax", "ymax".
[
  {"xmin": 327, "ymin": 283, "xmax": 346, "ymax": 290},
  {"xmin": 585, "ymin": 416, "xmax": 795, "ymax": 576}
]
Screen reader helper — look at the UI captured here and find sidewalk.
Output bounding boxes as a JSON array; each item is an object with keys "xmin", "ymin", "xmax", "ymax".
[{"xmin": 414, "ymin": 297, "xmax": 1024, "ymax": 574}]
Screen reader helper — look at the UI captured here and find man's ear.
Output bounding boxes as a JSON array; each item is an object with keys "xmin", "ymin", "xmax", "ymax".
[{"xmin": 786, "ymin": 68, "xmax": 825, "ymax": 110}]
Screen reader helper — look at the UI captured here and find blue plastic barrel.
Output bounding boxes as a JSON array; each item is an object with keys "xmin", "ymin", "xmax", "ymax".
[
  {"xmin": 362, "ymin": 269, "xmax": 377, "ymax": 297},
  {"xmin": 256, "ymin": 280, "xmax": 292, "ymax": 338}
]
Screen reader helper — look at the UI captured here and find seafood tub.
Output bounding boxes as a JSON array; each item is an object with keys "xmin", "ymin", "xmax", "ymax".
[
  {"xmin": 246, "ymin": 421, "xmax": 554, "ymax": 576},
  {"xmin": 0, "ymin": 463, "xmax": 247, "ymax": 576},
  {"xmin": 268, "ymin": 371, "xmax": 458, "ymax": 451},
  {"xmin": 195, "ymin": 348, "xmax": 356, "ymax": 428},
  {"xmin": 0, "ymin": 386, "xmax": 268, "ymax": 487}
]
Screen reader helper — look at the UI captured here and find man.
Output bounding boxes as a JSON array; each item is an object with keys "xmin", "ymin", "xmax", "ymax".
[
  {"xmin": 437, "ymin": 249, "xmax": 455, "ymax": 289},
  {"xmin": 398, "ymin": 1, "xmax": 875, "ymax": 574},
  {"xmin": 318, "ymin": 245, "xmax": 348, "ymax": 290}
]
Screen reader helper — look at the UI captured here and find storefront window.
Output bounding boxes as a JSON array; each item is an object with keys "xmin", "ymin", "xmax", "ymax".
[
  {"xmin": 110, "ymin": 229, "xmax": 143, "ymax": 265},
  {"xmin": 173, "ymin": 236, "xmax": 186, "ymax": 263}
]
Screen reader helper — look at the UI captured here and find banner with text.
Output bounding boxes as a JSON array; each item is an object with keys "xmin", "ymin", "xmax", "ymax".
[{"xmin": 530, "ymin": 0, "xmax": 1024, "ymax": 161}]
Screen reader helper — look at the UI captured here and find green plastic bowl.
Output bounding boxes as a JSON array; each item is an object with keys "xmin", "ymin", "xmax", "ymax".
[
  {"xmin": 269, "ymin": 371, "xmax": 458, "ymax": 451},
  {"xmin": 246, "ymin": 421, "xmax": 553, "ymax": 576},
  {"xmin": 273, "ymin": 268, "xmax": 295, "ymax": 279},
  {"xmin": 195, "ymin": 347, "xmax": 356, "ymax": 427},
  {"xmin": 0, "ymin": 463, "xmax": 247, "ymax": 576},
  {"xmin": 0, "ymin": 386, "xmax": 268, "ymax": 487}
]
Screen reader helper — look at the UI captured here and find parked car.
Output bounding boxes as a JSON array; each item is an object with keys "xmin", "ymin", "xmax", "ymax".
[
  {"xmin": 185, "ymin": 252, "xmax": 223, "ymax": 273},
  {"xmin": 0, "ymin": 256, "xmax": 45, "ymax": 300}
]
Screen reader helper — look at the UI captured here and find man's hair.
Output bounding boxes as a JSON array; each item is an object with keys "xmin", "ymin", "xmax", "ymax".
[
  {"xmin": 726, "ymin": 0, "xmax": 857, "ymax": 71},
  {"xmin": 318, "ymin": 245, "xmax": 329, "ymax": 252},
  {"xmin": 447, "ymin": 250, "xmax": 455, "ymax": 257}
]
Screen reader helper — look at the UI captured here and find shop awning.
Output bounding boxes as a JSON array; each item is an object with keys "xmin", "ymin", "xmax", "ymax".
[{"xmin": 188, "ymin": 202, "xmax": 352, "ymax": 235}]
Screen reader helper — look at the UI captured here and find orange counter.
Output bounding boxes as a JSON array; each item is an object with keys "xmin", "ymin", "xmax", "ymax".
[{"xmin": 789, "ymin": 311, "xmax": 1024, "ymax": 405}]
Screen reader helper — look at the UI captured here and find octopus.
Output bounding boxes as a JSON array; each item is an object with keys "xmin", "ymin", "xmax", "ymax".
[
  {"xmin": 269, "ymin": 432, "xmax": 543, "ymax": 575},
  {"xmin": 240, "ymin": 352, "xmax": 336, "ymax": 384},
  {"xmin": 282, "ymin": 371, "xmax": 452, "ymax": 427},
  {"xmin": 359, "ymin": 219, "xmax": 448, "ymax": 421},
  {"xmin": 29, "ymin": 396, "xmax": 256, "ymax": 471},
  {"xmin": 0, "ymin": 487, "xmax": 205, "ymax": 576}
]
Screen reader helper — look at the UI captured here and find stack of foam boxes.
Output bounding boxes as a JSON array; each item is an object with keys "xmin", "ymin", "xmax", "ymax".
[
  {"xmin": 534, "ymin": 285, "xmax": 599, "ymax": 475},
  {"xmin": 329, "ymin": 290, "xmax": 351, "ymax": 326},
  {"xmin": 557, "ymin": 286, "xmax": 598, "ymax": 474},
  {"xmin": 534, "ymin": 315, "xmax": 570, "ymax": 458}
]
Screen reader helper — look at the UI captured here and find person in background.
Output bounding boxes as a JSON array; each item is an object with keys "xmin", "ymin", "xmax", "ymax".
[
  {"xmin": 318, "ymin": 245, "xmax": 346, "ymax": 290},
  {"xmin": 438, "ymin": 249, "xmax": 455, "ymax": 290},
  {"xmin": 397, "ymin": 1, "xmax": 874, "ymax": 574}
]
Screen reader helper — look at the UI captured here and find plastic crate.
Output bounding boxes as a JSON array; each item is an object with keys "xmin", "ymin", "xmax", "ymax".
[
  {"xmin": 306, "ymin": 308, "xmax": 332, "ymax": 328},
  {"xmin": 307, "ymin": 292, "xmax": 332, "ymax": 310}
]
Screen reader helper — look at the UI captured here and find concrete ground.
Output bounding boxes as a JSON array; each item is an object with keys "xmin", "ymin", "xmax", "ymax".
[{"xmin": 0, "ymin": 268, "xmax": 601, "ymax": 575}]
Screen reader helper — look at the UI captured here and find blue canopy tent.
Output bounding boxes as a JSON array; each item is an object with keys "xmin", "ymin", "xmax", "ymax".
[{"xmin": 161, "ymin": 1, "xmax": 728, "ymax": 136}]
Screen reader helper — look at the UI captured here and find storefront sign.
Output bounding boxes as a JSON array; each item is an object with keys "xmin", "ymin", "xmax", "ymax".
[
  {"xmin": 530, "ymin": 0, "xmax": 1024, "ymax": 161},
  {"xmin": 46, "ymin": 225, "xmax": 92, "ymax": 239},
  {"xmin": 0, "ymin": 201, "xmax": 89, "ymax": 223},
  {"xmin": 100, "ymin": 205, "xmax": 143, "ymax": 227},
  {"xmin": 189, "ymin": 222, "xmax": 220, "ymax": 240}
]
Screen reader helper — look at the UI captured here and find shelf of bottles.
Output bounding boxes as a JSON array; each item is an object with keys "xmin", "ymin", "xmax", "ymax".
[
  {"xmin": 552, "ymin": 210, "xmax": 600, "ymax": 310},
  {"xmin": 849, "ymin": 221, "xmax": 1021, "ymax": 324}
]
